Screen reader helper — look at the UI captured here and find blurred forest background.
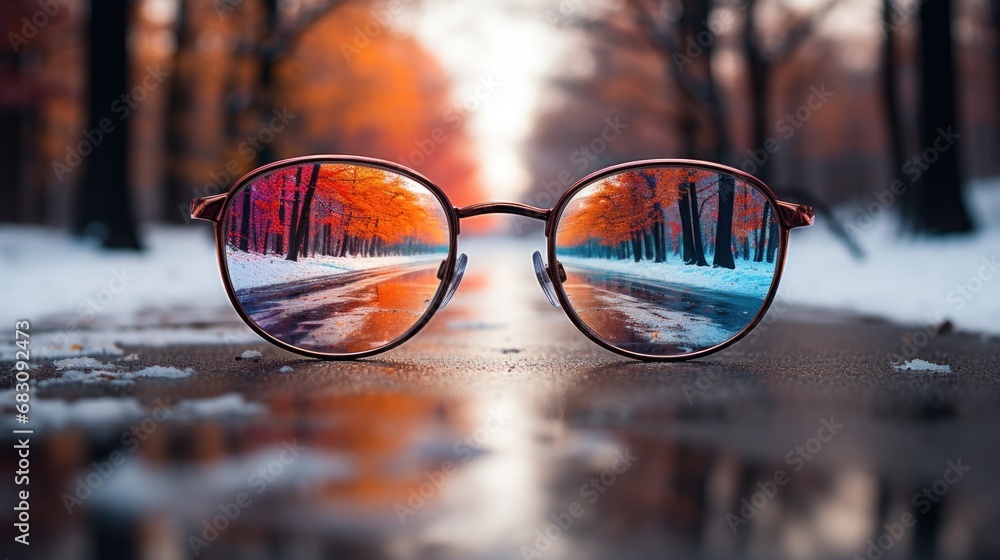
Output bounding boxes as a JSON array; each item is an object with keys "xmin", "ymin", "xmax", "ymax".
[{"xmin": 1, "ymin": 0, "xmax": 998, "ymax": 249}]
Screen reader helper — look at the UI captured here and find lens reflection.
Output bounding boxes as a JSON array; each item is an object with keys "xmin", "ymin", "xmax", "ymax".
[
  {"xmin": 555, "ymin": 166, "xmax": 780, "ymax": 356},
  {"xmin": 223, "ymin": 162, "xmax": 450, "ymax": 354}
]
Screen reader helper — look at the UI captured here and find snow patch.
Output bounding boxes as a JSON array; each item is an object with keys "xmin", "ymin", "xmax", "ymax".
[
  {"xmin": 279, "ymin": 365, "xmax": 294, "ymax": 373},
  {"xmin": 53, "ymin": 357, "xmax": 117, "ymax": 370},
  {"xmin": 39, "ymin": 364, "xmax": 194, "ymax": 386},
  {"xmin": 894, "ymin": 359, "xmax": 952, "ymax": 373},
  {"xmin": 239, "ymin": 350, "xmax": 262, "ymax": 360}
]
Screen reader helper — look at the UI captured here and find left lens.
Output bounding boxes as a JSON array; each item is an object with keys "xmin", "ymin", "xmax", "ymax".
[
  {"xmin": 553, "ymin": 165, "xmax": 781, "ymax": 357},
  {"xmin": 222, "ymin": 161, "xmax": 451, "ymax": 355}
]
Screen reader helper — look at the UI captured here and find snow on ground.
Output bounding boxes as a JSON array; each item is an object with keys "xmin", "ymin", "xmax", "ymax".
[
  {"xmin": 226, "ymin": 250, "xmax": 446, "ymax": 290},
  {"xmin": 0, "ymin": 179, "xmax": 997, "ymax": 357},
  {"xmin": 559, "ymin": 255, "xmax": 776, "ymax": 298},
  {"xmin": 893, "ymin": 359, "xmax": 952, "ymax": 373},
  {"xmin": 0, "ymin": 324, "xmax": 258, "ymax": 360},
  {"xmin": 239, "ymin": 349, "xmax": 263, "ymax": 360},
  {"xmin": 39, "ymin": 363, "xmax": 195, "ymax": 386},
  {"xmin": 54, "ymin": 357, "xmax": 116, "ymax": 370},
  {"xmin": 0, "ymin": 225, "xmax": 225, "ymax": 329},
  {"xmin": 783, "ymin": 180, "xmax": 1000, "ymax": 334}
]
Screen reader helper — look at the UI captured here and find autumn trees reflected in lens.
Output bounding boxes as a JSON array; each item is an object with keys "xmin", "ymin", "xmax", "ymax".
[
  {"xmin": 555, "ymin": 166, "xmax": 781, "ymax": 356},
  {"xmin": 223, "ymin": 162, "xmax": 450, "ymax": 355}
]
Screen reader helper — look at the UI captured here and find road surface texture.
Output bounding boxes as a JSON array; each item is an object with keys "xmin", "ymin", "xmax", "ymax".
[{"xmin": 2, "ymin": 237, "xmax": 999, "ymax": 560}]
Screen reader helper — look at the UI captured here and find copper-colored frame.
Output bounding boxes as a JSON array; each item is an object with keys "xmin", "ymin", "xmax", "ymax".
[{"xmin": 192, "ymin": 155, "xmax": 814, "ymax": 362}]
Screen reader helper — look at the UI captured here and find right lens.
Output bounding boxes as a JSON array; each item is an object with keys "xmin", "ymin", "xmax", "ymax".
[
  {"xmin": 222, "ymin": 161, "xmax": 451, "ymax": 355},
  {"xmin": 554, "ymin": 165, "xmax": 781, "ymax": 357}
]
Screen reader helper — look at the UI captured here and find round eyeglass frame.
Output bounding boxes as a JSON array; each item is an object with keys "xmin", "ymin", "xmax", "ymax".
[
  {"xmin": 213, "ymin": 155, "xmax": 460, "ymax": 360},
  {"xmin": 545, "ymin": 159, "xmax": 789, "ymax": 362}
]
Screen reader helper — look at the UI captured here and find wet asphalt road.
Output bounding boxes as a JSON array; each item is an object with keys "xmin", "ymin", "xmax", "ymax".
[{"xmin": 2, "ymin": 238, "xmax": 1000, "ymax": 560}]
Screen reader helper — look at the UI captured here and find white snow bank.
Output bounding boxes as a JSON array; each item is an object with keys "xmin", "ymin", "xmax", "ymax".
[
  {"xmin": 559, "ymin": 255, "xmax": 776, "ymax": 298},
  {"xmin": 0, "ymin": 225, "xmax": 225, "ymax": 329},
  {"xmin": 783, "ymin": 180, "xmax": 1000, "ymax": 334},
  {"xmin": 225, "ymin": 250, "xmax": 446, "ymax": 290}
]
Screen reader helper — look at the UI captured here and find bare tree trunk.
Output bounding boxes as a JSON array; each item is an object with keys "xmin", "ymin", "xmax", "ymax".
[
  {"xmin": 163, "ymin": 0, "xmax": 190, "ymax": 223},
  {"xmin": 881, "ymin": 0, "xmax": 906, "ymax": 201},
  {"xmin": 678, "ymin": 188, "xmax": 695, "ymax": 263},
  {"xmin": 744, "ymin": 0, "xmax": 772, "ymax": 184},
  {"xmin": 286, "ymin": 164, "xmax": 320, "ymax": 261},
  {"xmin": 910, "ymin": 0, "xmax": 973, "ymax": 234},
  {"xmin": 74, "ymin": 0, "xmax": 141, "ymax": 249},
  {"xmin": 686, "ymin": 183, "xmax": 709, "ymax": 267},
  {"xmin": 753, "ymin": 204, "xmax": 770, "ymax": 262},
  {"xmin": 239, "ymin": 188, "xmax": 251, "ymax": 252},
  {"xmin": 713, "ymin": 174, "xmax": 736, "ymax": 269},
  {"xmin": 683, "ymin": 0, "xmax": 731, "ymax": 161}
]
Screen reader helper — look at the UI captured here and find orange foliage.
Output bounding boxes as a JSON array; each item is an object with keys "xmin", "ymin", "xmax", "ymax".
[
  {"xmin": 276, "ymin": 5, "xmax": 482, "ymax": 210},
  {"xmin": 558, "ymin": 167, "xmax": 716, "ymax": 249}
]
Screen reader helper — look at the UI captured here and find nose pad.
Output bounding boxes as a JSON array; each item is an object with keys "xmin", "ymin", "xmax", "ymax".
[
  {"xmin": 439, "ymin": 253, "xmax": 468, "ymax": 309},
  {"xmin": 531, "ymin": 251, "xmax": 560, "ymax": 308}
]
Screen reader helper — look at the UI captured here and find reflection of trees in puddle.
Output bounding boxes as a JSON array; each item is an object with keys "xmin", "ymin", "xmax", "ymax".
[
  {"xmin": 30, "ymin": 389, "xmax": 496, "ymax": 558},
  {"xmin": 561, "ymin": 267, "xmax": 755, "ymax": 354},
  {"xmin": 541, "ymin": 382, "xmax": 973, "ymax": 559},
  {"xmin": 242, "ymin": 263, "xmax": 443, "ymax": 353}
]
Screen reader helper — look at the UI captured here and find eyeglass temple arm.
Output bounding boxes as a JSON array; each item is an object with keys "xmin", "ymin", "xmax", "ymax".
[
  {"xmin": 191, "ymin": 194, "xmax": 228, "ymax": 223},
  {"xmin": 776, "ymin": 201, "xmax": 814, "ymax": 229}
]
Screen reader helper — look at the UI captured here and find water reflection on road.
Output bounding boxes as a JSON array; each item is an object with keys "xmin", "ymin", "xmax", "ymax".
[
  {"xmin": 10, "ymin": 237, "xmax": 998, "ymax": 560},
  {"xmin": 562, "ymin": 265, "xmax": 762, "ymax": 354},
  {"xmin": 239, "ymin": 262, "xmax": 443, "ymax": 354}
]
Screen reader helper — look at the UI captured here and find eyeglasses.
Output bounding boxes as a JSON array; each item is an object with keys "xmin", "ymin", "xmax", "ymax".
[{"xmin": 191, "ymin": 155, "xmax": 813, "ymax": 361}]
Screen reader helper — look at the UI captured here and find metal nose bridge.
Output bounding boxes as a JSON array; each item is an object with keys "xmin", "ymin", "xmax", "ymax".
[{"xmin": 456, "ymin": 202, "xmax": 550, "ymax": 221}]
